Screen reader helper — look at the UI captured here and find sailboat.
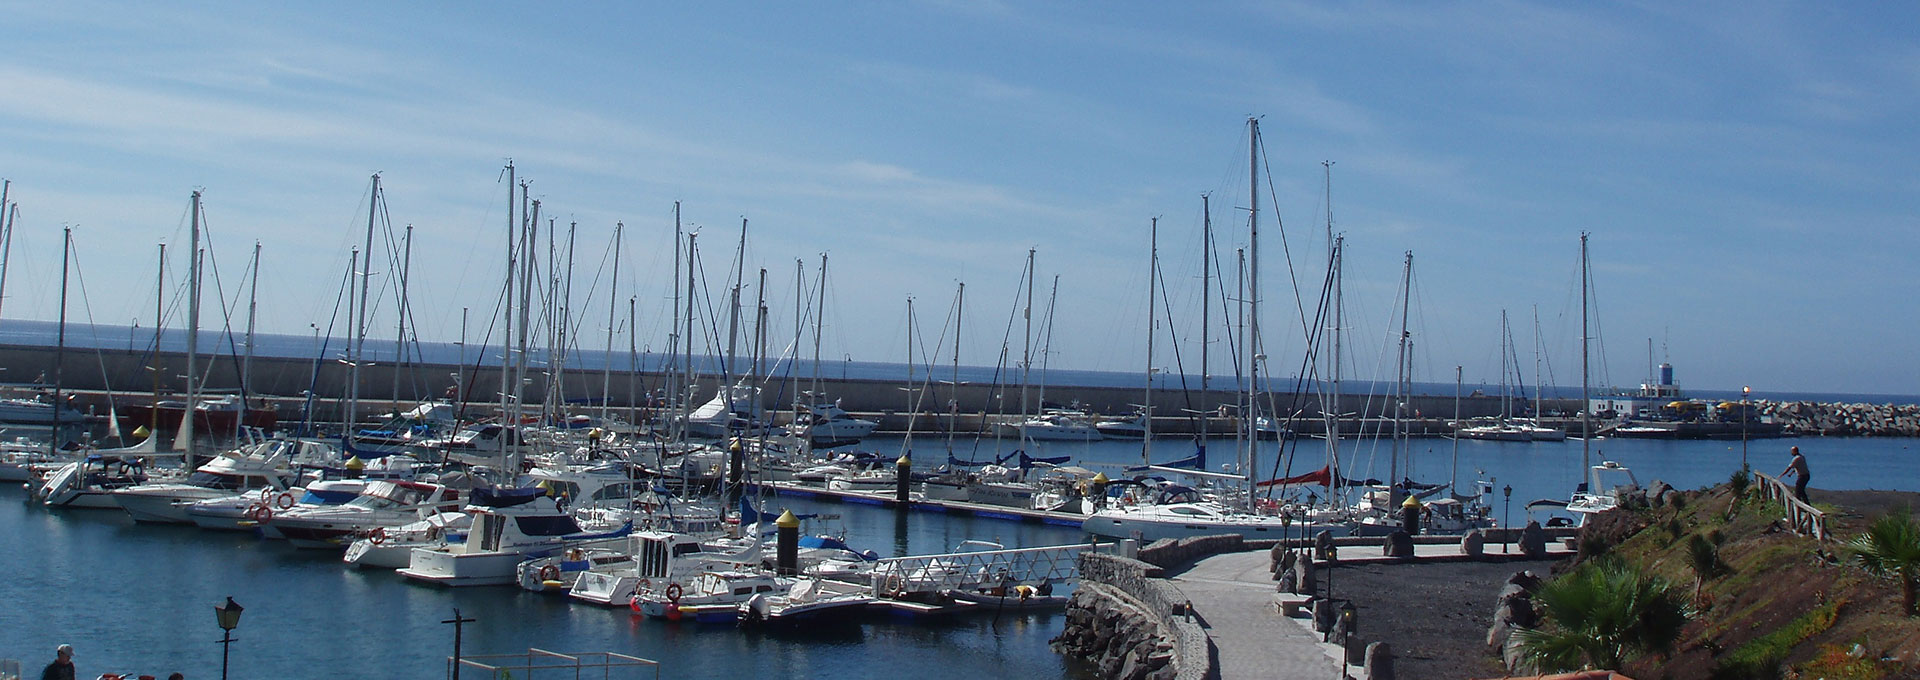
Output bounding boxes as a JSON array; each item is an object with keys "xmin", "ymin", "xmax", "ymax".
[
  {"xmin": 1083, "ymin": 118, "xmax": 1307, "ymax": 541},
  {"xmin": 1515, "ymin": 307, "xmax": 1568, "ymax": 441},
  {"xmin": 1529, "ymin": 234, "xmax": 1635, "ymax": 527},
  {"xmin": 1457, "ymin": 311, "xmax": 1534, "ymax": 442}
]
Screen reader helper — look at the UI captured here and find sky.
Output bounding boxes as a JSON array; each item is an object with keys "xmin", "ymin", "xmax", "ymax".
[{"xmin": 0, "ymin": 1, "xmax": 1916, "ymax": 397}]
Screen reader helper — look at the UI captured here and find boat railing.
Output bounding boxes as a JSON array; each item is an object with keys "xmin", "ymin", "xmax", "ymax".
[
  {"xmin": 454, "ymin": 649, "xmax": 660, "ymax": 680},
  {"xmin": 1754, "ymin": 472, "xmax": 1831, "ymax": 541},
  {"xmin": 870, "ymin": 543, "xmax": 1090, "ymax": 596}
]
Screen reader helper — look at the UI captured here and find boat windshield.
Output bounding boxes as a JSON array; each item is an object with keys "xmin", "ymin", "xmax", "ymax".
[{"xmin": 186, "ymin": 471, "xmax": 250, "ymax": 490}]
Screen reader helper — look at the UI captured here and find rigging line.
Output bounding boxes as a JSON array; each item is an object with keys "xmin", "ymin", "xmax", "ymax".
[
  {"xmin": 304, "ymin": 252, "xmax": 355, "ymax": 436},
  {"xmin": 1257, "ymin": 136, "xmax": 1313, "ymax": 348},
  {"xmin": 194, "ymin": 202, "xmax": 250, "ymax": 398},
  {"xmin": 66, "ymin": 237, "xmax": 124, "ymax": 412},
  {"xmin": 452, "ymin": 272, "xmax": 513, "ymax": 424},
  {"xmin": 1152, "ymin": 251, "xmax": 1195, "ymax": 417},
  {"xmin": 1263, "ymin": 242, "xmax": 1339, "ymax": 492}
]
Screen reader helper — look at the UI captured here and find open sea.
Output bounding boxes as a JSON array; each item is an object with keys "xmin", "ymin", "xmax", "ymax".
[{"xmin": 4, "ymin": 433, "xmax": 1918, "ymax": 678}]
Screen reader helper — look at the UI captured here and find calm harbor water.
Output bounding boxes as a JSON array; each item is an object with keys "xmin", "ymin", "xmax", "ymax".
[{"xmin": 4, "ymin": 434, "xmax": 1917, "ymax": 678}]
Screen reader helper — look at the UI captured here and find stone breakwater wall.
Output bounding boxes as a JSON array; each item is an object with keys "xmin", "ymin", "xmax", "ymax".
[
  {"xmin": 1053, "ymin": 552, "xmax": 1211, "ymax": 680},
  {"xmin": 1757, "ymin": 400, "xmax": 1920, "ymax": 437}
]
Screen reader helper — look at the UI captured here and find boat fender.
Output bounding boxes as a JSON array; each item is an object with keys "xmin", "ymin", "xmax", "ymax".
[
  {"xmin": 275, "ymin": 492, "xmax": 296, "ymax": 510},
  {"xmin": 665, "ymin": 582, "xmax": 684, "ymax": 603},
  {"xmin": 537, "ymin": 564, "xmax": 561, "ymax": 582},
  {"xmin": 629, "ymin": 593, "xmax": 645, "ymax": 614},
  {"xmin": 370, "ymin": 528, "xmax": 388, "ymax": 545}
]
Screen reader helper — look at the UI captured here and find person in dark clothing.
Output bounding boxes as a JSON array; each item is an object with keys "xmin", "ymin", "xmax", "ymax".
[
  {"xmin": 1782, "ymin": 446, "xmax": 1811, "ymax": 503},
  {"xmin": 41, "ymin": 644, "xmax": 74, "ymax": 680}
]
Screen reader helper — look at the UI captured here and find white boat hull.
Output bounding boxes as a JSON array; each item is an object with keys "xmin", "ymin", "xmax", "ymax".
[{"xmin": 400, "ymin": 547, "xmax": 542, "ymax": 587}]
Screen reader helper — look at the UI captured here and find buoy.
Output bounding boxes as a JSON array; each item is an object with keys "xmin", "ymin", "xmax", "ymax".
[
  {"xmin": 276, "ymin": 491, "xmax": 297, "ymax": 510},
  {"xmin": 370, "ymin": 527, "xmax": 388, "ymax": 545},
  {"xmin": 344, "ymin": 455, "xmax": 366, "ymax": 472},
  {"xmin": 665, "ymin": 582, "xmax": 684, "ymax": 603},
  {"xmin": 537, "ymin": 564, "xmax": 561, "ymax": 582}
]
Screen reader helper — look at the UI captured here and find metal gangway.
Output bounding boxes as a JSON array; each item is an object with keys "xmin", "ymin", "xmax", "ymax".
[{"xmin": 868, "ymin": 541, "xmax": 1094, "ymax": 598}]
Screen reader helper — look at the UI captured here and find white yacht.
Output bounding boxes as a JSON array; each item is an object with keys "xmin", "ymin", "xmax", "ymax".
[
  {"xmin": 112, "ymin": 439, "xmax": 334, "ymax": 523},
  {"xmin": 185, "ymin": 479, "xmax": 369, "ymax": 532},
  {"xmin": 265, "ymin": 480, "xmax": 462, "ymax": 548},
  {"xmin": 1000, "ymin": 410, "xmax": 1103, "ymax": 442},
  {"xmin": 397, "ymin": 488, "xmax": 632, "ymax": 587},
  {"xmin": 789, "ymin": 399, "xmax": 878, "ymax": 449},
  {"xmin": 1081, "ymin": 500, "xmax": 1311, "ymax": 542},
  {"xmin": 35, "ymin": 455, "xmax": 156, "ymax": 508},
  {"xmin": 341, "ymin": 511, "xmax": 470, "ymax": 569}
]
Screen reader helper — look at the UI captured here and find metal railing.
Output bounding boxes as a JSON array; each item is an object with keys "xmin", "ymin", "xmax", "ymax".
[
  {"xmin": 1755, "ymin": 472, "xmax": 1831, "ymax": 541},
  {"xmin": 454, "ymin": 649, "xmax": 659, "ymax": 680},
  {"xmin": 868, "ymin": 543, "xmax": 1091, "ymax": 596}
]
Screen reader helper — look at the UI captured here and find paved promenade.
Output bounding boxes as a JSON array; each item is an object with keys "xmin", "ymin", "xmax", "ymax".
[{"xmin": 1166, "ymin": 550, "xmax": 1349, "ymax": 679}]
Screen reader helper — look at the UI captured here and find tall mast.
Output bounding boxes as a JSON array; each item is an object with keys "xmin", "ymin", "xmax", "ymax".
[
  {"xmin": 724, "ymin": 218, "xmax": 747, "ymax": 384},
  {"xmin": 1581, "ymin": 233, "xmax": 1592, "ymax": 472},
  {"xmin": 1391, "ymin": 251, "xmax": 1413, "ymax": 504},
  {"xmin": 1198, "ymin": 195, "xmax": 1211, "ymax": 446},
  {"xmin": 393, "ymin": 224, "xmax": 412, "ymax": 412},
  {"xmin": 1246, "ymin": 117, "xmax": 1262, "ymax": 492},
  {"xmin": 1451, "ymin": 365, "xmax": 1463, "ymax": 493},
  {"xmin": 811, "ymin": 253, "xmax": 828, "ymax": 405},
  {"xmin": 602, "ymin": 222, "xmax": 622, "ymax": 423},
  {"xmin": 792, "ymin": 258, "xmax": 804, "ymax": 426},
  {"xmin": 152, "ymin": 243, "xmax": 165, "ymax": 438},
  {"xmin": 353, "ymin": 174, "xmax": 379, "ymax": 437},
  {"xmin": 666, "ymin": 202, "xmax": 681, "ymax": 436},
  {"xmin": 947, "ymin": 282, "xmax": 963, "ymax": 454},
  {"xmin": 903, "ymin": 297, "xmax": 915, "ymax": 452},
  {"xmin": 243, "ymin": 240, "xmax": 261, "ymax": 436},
  {"xmin": 498, "ymin": 164, "xmax": 515, "ymax": 465},
  {"xmin": 184, "ymin": 191, "xmax": 202, "ymax": 463},
  {"xmin": 1142, "ymin": 217, "xmax": 1157, "ymax": 465},
  {"xmin": 681, "ymin": 234, "xmax": 698, "ymax": 439},
  {"xmin": 0, "ymin": 179, "xmax": 10, "ymax": 321},
  {"xmin": 517, "ymin": 198, "xmax": 538, "ymax": 439},
  {"xmin": 52, "ymin": 227, "xmax": 69, "ymax": 451},
  {"xmin": 1019, "ymin": 248, "xmax": 1035, "ymax": 440}
]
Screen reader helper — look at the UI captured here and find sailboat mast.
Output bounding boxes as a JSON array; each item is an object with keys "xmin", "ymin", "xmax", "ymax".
[
  {"xmin": 1392, "ymin": 251, "xmax": 1412, "ymax": 504},
  {"xmin": 52, "ymin": 227, "xmax": 69, "ymax": 451},
  {"xmin": 812, "ymin": 253, "xmax": 828, "ymax": 406},
  {"xmin": 498, "ymin": 164, "xmax": 515, "ymax": 465},
  {"xmin": 791, "ymin": 258, "xmax": 804, "ymax": 426},
  {"xmin": 0, "ymin": 179, "xmax": 9, "ymax": 321},
  {"xmin": 1143, "ymin": 217, "xmax": 1157, "ymax": 465},
  {"xmin": 948, "ymin": 281, "xmax": 963, "ymax": 454},
  {"xmin": 682, "ymin": 234, "xmax": 698, "ymax": 438},
  {"xmin": 152, "ymin": 243, "xmax": 165, "ymax": 438},
  {"xmin": 1451, "ymin": 365, "xmax": 1462, "ymax": 493},
  {"xmin": 724, "ymin": 218, "xmax": 747, "ymax": 384},
  {"xmin": 1246, "ymin": 118, "xmax": 1262, "ymax": 493},
  {"xmin": 394, "ymin": 224, "xmax": 412, "ymax": 413},
  {"xmin": 1019, "ymin": 248, "xmax": 1035, "ymax": 440},
  {"xmin": 353, "ymin": 174, "xmax": 378, "ymax": 437},
  {"xmin": 181, "ymin": 191, "xmax": 202, "ymax": 462},
  {"xmin": 603, "ymin": 222, "xmax": 622, "ymax": 423},
  {"xmin": 1581, "ymin": 233, "xmax": 1591, "ymax": 471},
  {"xmin": 1199, "ymin": 195, "xmax": 1211, "ymax": 444},
  {"xmin": 243, "ymin": 240, "xmax": 260, "ymax": 435}
]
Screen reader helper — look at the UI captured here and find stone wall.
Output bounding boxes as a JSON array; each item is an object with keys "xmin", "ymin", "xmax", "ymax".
[
  {"xmin": 1055, "ymin": 552, "xmax": 1212, "ymax": 680},
  {"xmin": 1136, "ymin": 534, "xmax": 1246, "ymax": 570},
  {"xmin": 1758, "ymin": 400, "xmax": 1920, "ymax": 437}
]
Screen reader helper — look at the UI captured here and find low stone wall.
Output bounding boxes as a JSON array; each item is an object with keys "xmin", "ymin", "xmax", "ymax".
[
  {"xmin": 1055, "ymin": 552, "xmax": 1212, "ymax": 680},
  {"xmin": 1136, "ymin": 534, "xmax": 1246, "ymax": 570}
]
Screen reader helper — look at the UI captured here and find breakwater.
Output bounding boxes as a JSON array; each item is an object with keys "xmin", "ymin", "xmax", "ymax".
[{"xmin": 1756, "ymin": 400, "xmax": 1920, "ymax": 437}]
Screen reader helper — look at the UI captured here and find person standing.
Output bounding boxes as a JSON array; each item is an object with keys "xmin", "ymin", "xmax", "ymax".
[
  {"xmin": 40, "ymin": 644, "xmax": 74, "ymax": 680},
  {"xmin": 1782, "ymin": 446, "xmax": 1811, "ymax": 503}
]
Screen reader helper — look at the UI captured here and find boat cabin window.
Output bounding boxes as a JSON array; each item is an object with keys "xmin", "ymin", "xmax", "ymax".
[
  {"xmin": 1168, "ymin": 506, "xmax": 1209, "ymax": 516},
  {"xmin": 589, "ymin": 483, "xmax": 633, "ymax": 503},
  {"xmin": 755, "ymin": 585, "xmax": 774, "ymax": 593},
  {"xmin": 733, "ymin": 586, "xmax": 754, "ymax": 596},
  {"xmin": 671, "ymin": 542, "xmax": 705, "ymax": 557},
  {"xmin": 188, "ymin": 472, "xmax": 246, "ymax": 490},
  {"xmin": 515, "ymin": 515, "xmax": 585, "ymax": 537}
]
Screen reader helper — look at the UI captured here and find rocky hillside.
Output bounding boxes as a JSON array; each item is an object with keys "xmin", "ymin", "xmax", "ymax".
[{"xmin": 1557, "ymin": 481, "xmax": 1920, "ymax": 679}]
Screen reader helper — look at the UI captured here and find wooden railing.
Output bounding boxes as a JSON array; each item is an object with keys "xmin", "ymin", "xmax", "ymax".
[{"xmin": 1755, "ymin": 472, "xmax": 1831, "ymax": 541}]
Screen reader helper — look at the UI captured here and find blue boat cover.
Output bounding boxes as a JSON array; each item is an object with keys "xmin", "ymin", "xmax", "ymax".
[{"xmin": 471, "ymin": 486, "xmax": 545, "ymax": 508}]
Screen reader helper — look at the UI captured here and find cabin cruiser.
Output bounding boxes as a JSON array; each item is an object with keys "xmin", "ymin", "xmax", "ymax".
[
  {"xmin": 266, "ymin": 480, "xmax": 463, "ymax": 548},
  {"xmin": 398, "ymin": 487, "xmax": 632, "ymax": 587},
  {"xmin": 787, "ymin": 398, "xmax": 878, "ymax": 449},
  {"xmin": 567, "ymin": 530, "xmax": 759, "ymax": 607},
  {"xmin": 1456, "ymin": 419, "xmax": 1533, "ymax": 442},
  {"xmin": 111, "ymin": 439, "xmax": 337, "ymax": 523},
  {"xmin": 341, "ymin": 511, "xmax": 471, "ymax": 569},
  {"xmin": 999, "ymin": 409, "xmax": 1102, "ymax": 442},
  {"xmin": 631, "ymin": 569, "xmax": 789, "ymax": 623},
  {"xmin": 185, "ymin": 479, "xmax": 370, "ymax": 532},
  {"xmin": 34, "ymin": 455, "xmax": 156, "ymax": 508},
  {"xmin": 1093, "ymin": 409, "xmax": 1149, "ymax": 439}
]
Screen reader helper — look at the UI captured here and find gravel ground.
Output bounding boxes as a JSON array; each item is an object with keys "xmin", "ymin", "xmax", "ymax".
[{"xmin": 1322, "ymin": 558, "xmax": 1556, "ymax": 679}]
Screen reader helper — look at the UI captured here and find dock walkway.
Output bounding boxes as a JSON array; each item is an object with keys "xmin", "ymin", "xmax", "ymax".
[{"xmin": 1166, "ymin": 540, "xmax": 1576, "ymax": 678}]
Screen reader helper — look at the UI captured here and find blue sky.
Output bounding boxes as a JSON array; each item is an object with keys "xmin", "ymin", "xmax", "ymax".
[{"xmin": 0, "ymin": 1, "xmax": 1915, "ymax": 396}]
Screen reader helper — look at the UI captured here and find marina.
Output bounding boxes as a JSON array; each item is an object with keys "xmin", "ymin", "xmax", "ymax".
[{"xmin": 8, "ymin": 433, "xmax": 1920, "ymax": 677}]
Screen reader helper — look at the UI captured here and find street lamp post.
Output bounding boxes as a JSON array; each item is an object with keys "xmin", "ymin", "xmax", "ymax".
[
  {"xmin": 214, "ymin": 596, "xmax": 243, "ymax": 680},
  {"xmin": 1502, "ymin": 484, "xmax": 1513, "ymax": 554}
]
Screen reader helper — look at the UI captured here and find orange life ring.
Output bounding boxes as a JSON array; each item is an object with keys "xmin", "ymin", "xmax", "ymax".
[
  {"xmin": 665, "ymin": 582, "xmax": 684, "ymax": 603},
  {"xmin": 276, "ymin": 491, "xmax": 296, "ymax": 509},
  {"xmin": 370, "ymin": 527, "xmax": 388, "ymax": 545},
  {"xmin": 537, "ymin": 564, "xmax": 561, "ymax": 582},
  {"xmin": 246, "ymin": 504, "xmax": 272, "ymax": 523}
]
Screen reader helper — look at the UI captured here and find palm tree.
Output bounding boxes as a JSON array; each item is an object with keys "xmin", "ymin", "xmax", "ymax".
[
  {"xmin": 1511, "ymin": 556, "xmax": 1692, "ymax": 672},
  {"xmin": 1686, "ymin": 533, "xmax": 1724, "ymax": 602},
  {"xmin": 1847, "ymin": 509, "xmax": 1920, "ymax": 615}
]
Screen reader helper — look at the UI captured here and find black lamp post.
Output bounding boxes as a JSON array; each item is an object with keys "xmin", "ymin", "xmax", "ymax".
[
  {"xmin": 1502, "ymin": 484, "xmax": 1513, "ymax": 553},
  {"xmin": 214, "ymin": 596, "xmax": 243, "ymax": 680}
]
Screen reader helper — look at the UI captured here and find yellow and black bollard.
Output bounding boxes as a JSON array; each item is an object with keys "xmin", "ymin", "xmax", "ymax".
[
  {"xmin": 776, "ymin": 509, "xmax": 799, "ymax": 575},
  {"xmin": 1400, "ymin": 494, "xmax": 1422, "ymax": 535},
  {"xmin": 895, "ymin": 454, "xmax": 912, "ymax": 505}
]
